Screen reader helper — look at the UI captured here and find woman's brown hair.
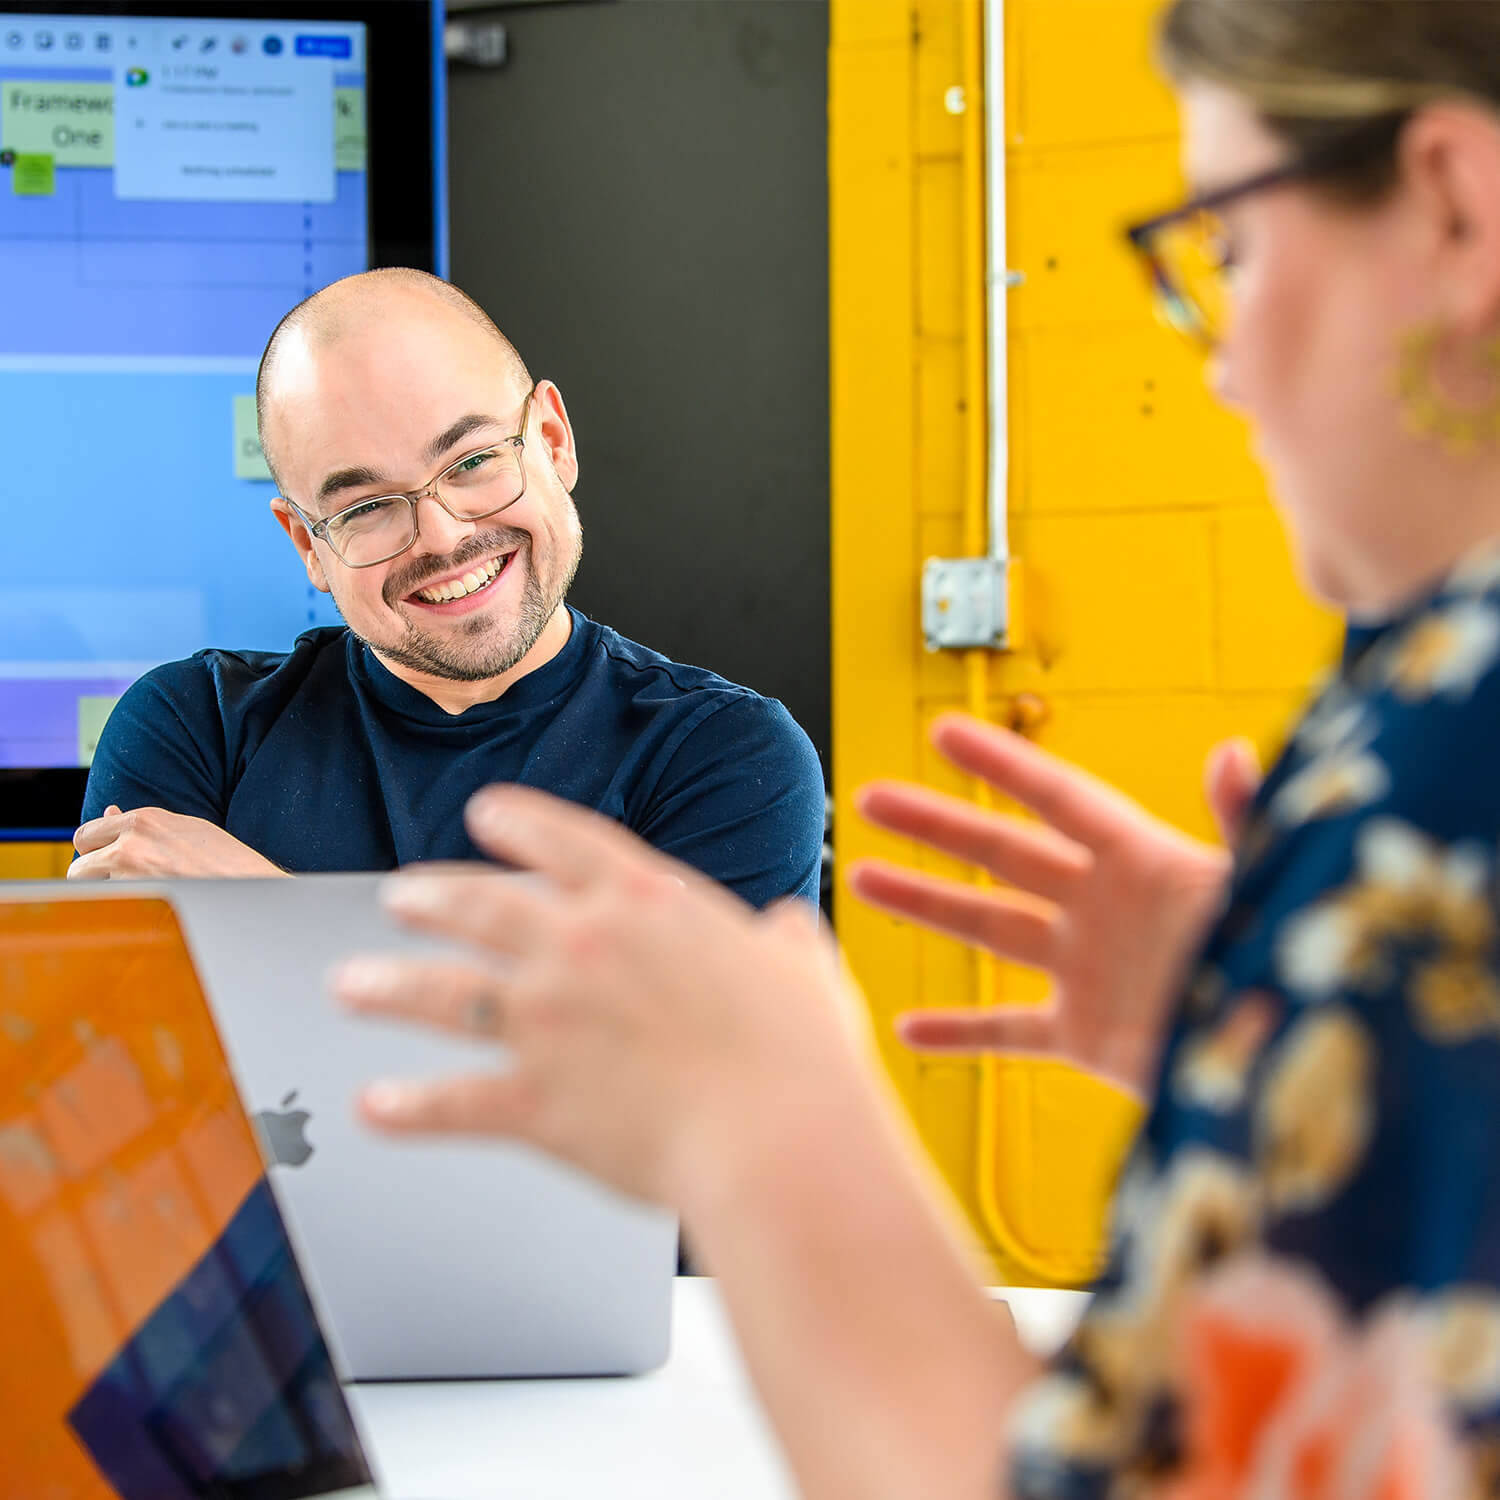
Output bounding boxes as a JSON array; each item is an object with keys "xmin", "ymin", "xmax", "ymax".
[{"xmin": 1158, "ymin": 0, "xmax": 1500, "ymax": 202}]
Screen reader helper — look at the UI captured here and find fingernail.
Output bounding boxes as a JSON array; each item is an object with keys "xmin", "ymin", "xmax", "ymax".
[
  {"xmin": 333, "ymin": 959, "xmax": 392, "ymax": 1001},
  {"xmin": 467, "ymin": 788, "xmax": 512, "ymax": 836},
  {"xmin": 381, "ymin": 875, "xmax": 444, "ymax": 914},
  {"xmin": 363, "ymin": 1081, "xmax": 412, "ymax": 1121}
]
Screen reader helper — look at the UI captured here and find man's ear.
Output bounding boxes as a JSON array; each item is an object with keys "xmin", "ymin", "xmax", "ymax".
[
  {"xmin": 531, "ymin": 379, "xmax": 579, "ymax": 493},
  {"xmin": 270, "ymin": 499, "xmax": 331, "ymax": 594}
]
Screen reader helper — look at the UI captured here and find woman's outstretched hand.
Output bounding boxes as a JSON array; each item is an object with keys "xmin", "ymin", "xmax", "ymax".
[
  {"xmin": 849, "ymin": 715, "xmax": 1260, "ymax": 1098},
  {"xmin": 334, "ymin": 788, "xmax": 870, "ymax": 1207}
]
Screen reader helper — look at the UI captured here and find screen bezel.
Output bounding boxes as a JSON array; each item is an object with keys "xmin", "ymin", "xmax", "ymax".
[{"xmin": 0, "ymin": 0, "xmax": 443, "ymax": 837}]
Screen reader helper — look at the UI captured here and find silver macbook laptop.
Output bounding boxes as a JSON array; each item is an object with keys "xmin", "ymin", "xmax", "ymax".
[
  {"xmin": 171, "ymin": 874, "xmax": 676, "ymax": 1382},
  {"xmin": 5, "ymin": 876, "xmax": 677, "ymax": 1385}
]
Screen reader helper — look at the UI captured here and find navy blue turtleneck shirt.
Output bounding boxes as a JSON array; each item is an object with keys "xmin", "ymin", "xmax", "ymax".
[{"xmin": 81, "ymin": 609, "xmax": 824, "ymax": 906}]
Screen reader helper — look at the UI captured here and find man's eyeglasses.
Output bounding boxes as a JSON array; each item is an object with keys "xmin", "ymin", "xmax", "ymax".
[
  {"xmin": 1124, "ymin": 113, "xmax": 1409, "ymax": 348},
  {"xmin": 285, "ymin": 386, "xmax": 537, "ymax": 568}
]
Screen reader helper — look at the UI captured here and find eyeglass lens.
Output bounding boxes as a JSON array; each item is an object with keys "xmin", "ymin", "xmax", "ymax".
[
  {"xmin": 1146, "ymin": 208, "xmax": 1235, "ymax": 346},
  {"xmin": 324, "ymin": 444, "xmax": 525, "ymax": 566}
]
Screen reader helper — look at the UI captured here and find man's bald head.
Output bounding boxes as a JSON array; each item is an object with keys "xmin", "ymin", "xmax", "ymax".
[{"xmin": 255, "ymin": 268, "xmax": 531, "ymax": 489}]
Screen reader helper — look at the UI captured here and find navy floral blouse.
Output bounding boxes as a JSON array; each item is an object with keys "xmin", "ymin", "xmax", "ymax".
[{"xmin": 1010, "ymin": 544, "xmax": 1500, "ymax": 1499}]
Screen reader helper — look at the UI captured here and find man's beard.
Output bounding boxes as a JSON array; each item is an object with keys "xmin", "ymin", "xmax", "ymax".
[{"xmin": 348, "ymin": 520, "xmax": 582, "ymax": 684}]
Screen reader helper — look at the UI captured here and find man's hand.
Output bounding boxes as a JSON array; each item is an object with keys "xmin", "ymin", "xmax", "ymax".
[
  {"xmin": 333, "ymin": 789, "xmax": 871, "ymax": 1209},
  {"xmin": 848, "ymin": 715, "xmax": 1261, "ymax": 1099},
  {"xmin": 69, "ymin": 805, "xmax": 289, "ymax": 879}
]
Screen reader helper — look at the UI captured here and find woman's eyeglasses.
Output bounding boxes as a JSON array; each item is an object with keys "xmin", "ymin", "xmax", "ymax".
[{"xmin": 1123, "ymin": 113, "xmax": 1410, "ymax": 348}]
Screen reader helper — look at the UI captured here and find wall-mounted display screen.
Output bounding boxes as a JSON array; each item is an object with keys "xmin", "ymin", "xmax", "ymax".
[{"xmin": 0, "ymin": 1, "xmax": 444, "ymax": 834}]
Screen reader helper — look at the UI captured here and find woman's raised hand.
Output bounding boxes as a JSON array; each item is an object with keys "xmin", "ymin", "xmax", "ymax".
[{"xmin": 849, "ymin": 715, "xmax": 1259, "ymax": 1098}]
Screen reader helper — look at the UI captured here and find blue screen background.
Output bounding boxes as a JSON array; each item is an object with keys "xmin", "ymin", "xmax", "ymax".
[{"xmin": 0, "ymin": 18, "xmax": 372, "ymax": 770}]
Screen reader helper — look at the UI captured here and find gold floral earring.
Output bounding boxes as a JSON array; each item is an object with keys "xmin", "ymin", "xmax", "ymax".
[{"xmin": 1395, "ymin": 326, "xmax": 1500, "ymax": 455}]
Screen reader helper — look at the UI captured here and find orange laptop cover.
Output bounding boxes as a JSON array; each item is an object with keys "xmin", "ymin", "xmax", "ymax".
[{"xmin": 0, "ymin": 896, "xmax": 371, "ymax": 1499}]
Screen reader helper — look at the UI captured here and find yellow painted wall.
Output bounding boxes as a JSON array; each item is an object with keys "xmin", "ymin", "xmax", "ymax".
[
  {"xmin": 0, "ymin": 843, "xmax": 73, "ymax": 879},
  {"xmin": 830, "ymin": 0, "xmax": 1342, "ymax": 1283}
]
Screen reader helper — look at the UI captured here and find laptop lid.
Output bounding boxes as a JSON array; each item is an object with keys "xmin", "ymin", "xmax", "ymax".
[
  {"xmin": 0, "ymin": 892, "xmax": 379, "ymax": 1500},
  {"xmin": 161, "ymin": 874, "xmax": 677, "ymax": 1382}
]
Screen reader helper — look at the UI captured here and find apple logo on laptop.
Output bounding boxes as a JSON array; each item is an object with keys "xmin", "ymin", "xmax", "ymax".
[{"xmin": 253, "ymin": 1090, "xmax": 315, "ymax": 1169}]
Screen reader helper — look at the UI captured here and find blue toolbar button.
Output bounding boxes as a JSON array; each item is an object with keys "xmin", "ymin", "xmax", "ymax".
[{"xmin": 295, "ymin": 34, "xmax": 351, "ymax": 58}]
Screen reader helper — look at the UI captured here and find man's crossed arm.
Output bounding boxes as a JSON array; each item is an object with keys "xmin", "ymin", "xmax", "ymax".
[{"xmin": 70, "ymin": 805, "xmax": 289, "ymax": 880}]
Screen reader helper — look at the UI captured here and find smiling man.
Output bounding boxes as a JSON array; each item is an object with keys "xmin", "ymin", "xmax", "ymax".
[{"xmin": 71, "ymin": 269, "xmax": 824, "ymax": 902}]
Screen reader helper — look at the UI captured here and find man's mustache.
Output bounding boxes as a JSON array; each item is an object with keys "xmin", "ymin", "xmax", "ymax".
[{"xmin": 384, "ymin": 527, "xmax": 530, "ymax": 605}]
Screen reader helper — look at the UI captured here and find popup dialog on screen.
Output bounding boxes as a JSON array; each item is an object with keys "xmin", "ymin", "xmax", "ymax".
[{"xmin": 114, "ymin": 54, "xmax": 335, "ymax": 202}]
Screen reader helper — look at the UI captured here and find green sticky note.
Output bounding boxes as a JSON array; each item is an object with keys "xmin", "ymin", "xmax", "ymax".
[
  {"xmin": 1, "ymin": 79, "xmax": 114, "ymax": 166},
  {"xmin": 233, "ymin": 395, "xmax": 272, "ymax": 482},
  {"xmin": 78, "ymin": 696, "xmax": 120, "ymax": 767},
  {"xmin": 12, "ymin": 153, "xmax": 54, "ymax": 196},
  {"xmin": 335, "ymin": 86, "xmax": 366, "ymax": 172}
]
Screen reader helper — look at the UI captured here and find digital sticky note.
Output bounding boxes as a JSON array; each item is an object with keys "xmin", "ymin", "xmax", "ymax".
[
  {"xmin": 12, "ymin": 152, "xmax": 55, "ymax": 196},
  {"xmin": 77, "ymin": 696, "xmax": 120, "ymax": 766},
  {"xmin": 232, "ymin": 395, "xmax": 273, "ymax": 482},
  {"xmin": 1, "ymin": 80, "xmax": 114, "ymax": 167},
  {"xmin": 335, "ymin": 86, "xmax": 366, "ymax": 172}
]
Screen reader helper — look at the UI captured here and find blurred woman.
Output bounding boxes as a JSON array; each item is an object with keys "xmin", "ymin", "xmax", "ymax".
[{"xmin": 334, "ymin": 3, "xmax": 1500, "ymax": 1495}]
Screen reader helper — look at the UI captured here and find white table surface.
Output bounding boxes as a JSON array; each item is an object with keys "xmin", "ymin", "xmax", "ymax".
[{"xmin": 350, "ymin": 1278, "xmax": 1090, "ymax": 1500}]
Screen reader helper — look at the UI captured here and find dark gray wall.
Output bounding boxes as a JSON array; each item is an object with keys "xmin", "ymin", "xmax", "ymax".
[{"xmin": 447, "ymin": 0, "xmax": 831, "ymax": 775}]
